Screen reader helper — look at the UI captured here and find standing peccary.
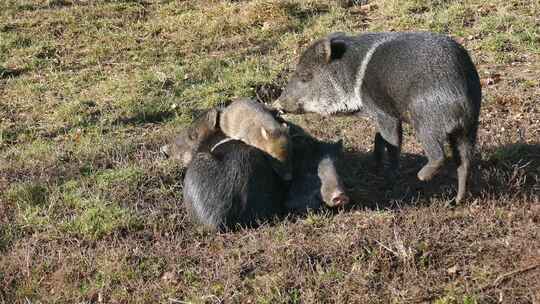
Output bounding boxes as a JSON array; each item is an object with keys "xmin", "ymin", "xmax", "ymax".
[
  {"xmin": 220, "ymin": 98, "xmax": 292, "ymax": 180},
  {"xmin": 275, "ymin": 32, "xmax": 481, "ymax": 202},
  {"xmin": 286, "ymin": 127, "xmax": 350, "ymax": 212}
]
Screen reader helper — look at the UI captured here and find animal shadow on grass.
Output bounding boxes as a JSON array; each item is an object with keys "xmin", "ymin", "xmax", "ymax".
[
  {"xmin": 341, "ymin": 143, "xmax": 540, "ymax": 210},
  {"xmin": 172, "ymin": 144, "xmax": 539, "ymax": 233}
]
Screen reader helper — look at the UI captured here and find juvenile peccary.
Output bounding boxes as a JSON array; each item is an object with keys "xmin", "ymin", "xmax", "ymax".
[
  {"xmin": 173, "ymin": 110, "xmax": 286, "ymax": 231},
  {"xmin": 275, "ymin": 32, "xmax": 481, "ymax": 202},
  {"xmin": 285, "ymin": 124, "xmax": 350, "ymax": 212},
  {"xmin": 220, "ymin": 98, "xmax": 292, "ymax": 180}
]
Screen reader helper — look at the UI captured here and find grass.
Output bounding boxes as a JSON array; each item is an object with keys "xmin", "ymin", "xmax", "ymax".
[{"xmin": 1, "ymin": 0, "xmax": 539, "ymax": 303}]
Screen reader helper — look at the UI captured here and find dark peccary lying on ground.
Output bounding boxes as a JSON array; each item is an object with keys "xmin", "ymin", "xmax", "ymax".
[
  {"xmin": 285, "ymin": 124, "xmax": 350, "ymax": 212},
  {"xmin": 174, "ymin": 109, "xmax": 287, "ymax": 231},
  {"xmin": 275, "ymin": 32, "xmax": 482, "ymax": 203},
  {"xmin": 184, "ymin": 137, "xmax": 288, "ymax": 231},
  {"xmin": 164, "ymin": 105, "xmax": 349, "ymax": 230},
  {"xmin": 220, "ymin": 98, "xmax": 292, "ymax": 181}
]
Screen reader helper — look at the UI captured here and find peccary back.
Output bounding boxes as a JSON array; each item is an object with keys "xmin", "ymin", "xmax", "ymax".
[{"xmin": 183, "ymin": 134, "xmax": 286, "ymax": 231}]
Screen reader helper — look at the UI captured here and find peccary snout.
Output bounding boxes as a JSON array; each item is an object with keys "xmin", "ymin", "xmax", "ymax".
[
  {"xmin": 331, "ymin": 191, "xmax": 350, "ymax": 206},
  {"xmin": 318, "ymin": 156, "xmax": 349, "ymax": 208},
  {"xmin": 285, "ymin": 126, "xmax": 349, "ymax": 212}
]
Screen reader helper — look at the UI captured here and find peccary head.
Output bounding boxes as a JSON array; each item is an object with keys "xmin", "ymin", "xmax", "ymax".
[
  {"xmin": 315, "ymin": 140, "xmax": 349, "ymax": 207},
  {"xmin": 287, "ymin": 133, "xmax": 350, "ymax": 210},
  {"xmin": 163, "ymin": 108, "xmax": 219, "ymax": 166},
  {"xmin": 253, "ymin": 123, "xmax": 292, "ymax": 180},
  {"xmin": 318, "ymin": 153, "xmax": 349, "ymax": 207},
  {"xmin": 275, "ymin": 33, "xmax": 359, "ymax": 115}
]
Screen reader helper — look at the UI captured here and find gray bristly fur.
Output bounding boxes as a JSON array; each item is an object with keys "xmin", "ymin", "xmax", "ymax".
[
  {"xmin": 277, "ymin": 31, "xmax": 481, "ymax": 202},
  {"xmin": 183, "ymin": 137, "xmax": 287, "ymax": 231}
]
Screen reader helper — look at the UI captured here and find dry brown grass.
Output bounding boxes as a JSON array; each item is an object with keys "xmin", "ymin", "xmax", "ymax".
[{"xmin": 1, "ymin": 0, "xmax": 539, "ymax": 303}]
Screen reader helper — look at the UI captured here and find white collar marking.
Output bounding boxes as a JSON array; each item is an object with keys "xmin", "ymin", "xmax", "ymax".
[
  {"xmin": 210, "ymin": 137, "xmax": 235, "ymax": 152},
  {"xmin": 352, "ymin": 37, "xmax": 395, "ymax": 109}
]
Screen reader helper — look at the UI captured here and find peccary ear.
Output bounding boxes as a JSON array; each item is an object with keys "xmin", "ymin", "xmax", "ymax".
[
  {"xmin": 317, "ymin": 37, "xmax": 348, "ymax": 63},
  {"xmin": 326, "ymin": 38, "xmax": 347, "ymax": 62},
  {"xmin": 261, "ymin": 127, "xmax": 269, "ymax": 140},
  {"xmin": 206, "ymin": 108, "xmax": 219, "ymax": 130}
]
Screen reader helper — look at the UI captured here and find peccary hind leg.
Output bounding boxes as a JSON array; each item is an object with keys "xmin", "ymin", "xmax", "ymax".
[
  {"xmin": 417, "ymin": 129, "xmax": 445, "ymax": 182},
  {"xmin": 450, "ymin": 135, "xmax": 473, "ymax": 203}
]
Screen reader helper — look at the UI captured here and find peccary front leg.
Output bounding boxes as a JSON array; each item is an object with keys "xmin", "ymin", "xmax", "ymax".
[
  {"xmin": 374, "ymin": 115, "xmax": 402, "ymax": 174},
  {"xmin": 417, "ymin": 129, "xmax": 445, "ymax": 181}
]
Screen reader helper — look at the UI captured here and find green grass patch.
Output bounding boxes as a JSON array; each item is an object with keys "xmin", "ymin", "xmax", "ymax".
[
  {"xmin": 6, "ymin": 182, "xmax": 48, "ymax": 208},
  {"xmin": 5, "ymin": 179, "xmax": 141, "ymax": 240},
  {"xmin": 6, "ymin": 181, "xmax": 54, "ymax": 232},
  {"xmin": 95, "ymin": 166, "xmax": 143, "ymax": 191},
  {"xmin": 435, "ymin": 294, "xmax": 479, "ymax": 304},
  {"xmin": 0, "ymin": 222, "xmax": 21, "ymax": 252},
  {"xmin": 303, "ymin": 210, "xmax": 333, "ymax": 228},
  {"xmin": 63, "ymin": 198, "xmax": 141, "ymax": 240}
]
